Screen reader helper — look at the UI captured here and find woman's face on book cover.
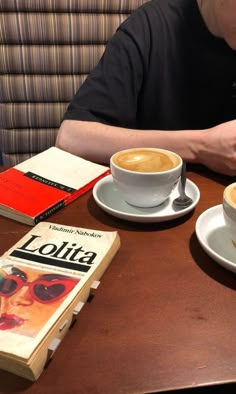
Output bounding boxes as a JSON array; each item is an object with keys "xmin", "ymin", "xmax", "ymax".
[{"xmin": 0, "ymin": 265, "xmax": 79, "ymax": 337}]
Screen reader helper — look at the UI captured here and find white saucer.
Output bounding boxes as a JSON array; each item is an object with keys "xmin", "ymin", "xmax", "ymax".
[
  {"xmin": 196, "ymin": 204, "xmax": 236, "ymax": 274},
  {"xmin": 93, "ymin": 175, "xmax": 200, "ymax": 223}
]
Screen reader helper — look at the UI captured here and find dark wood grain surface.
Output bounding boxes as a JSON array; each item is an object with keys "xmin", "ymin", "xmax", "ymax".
[{"xmin": 0, "ymin": 165, "xmax": 236, "ymax": 394}]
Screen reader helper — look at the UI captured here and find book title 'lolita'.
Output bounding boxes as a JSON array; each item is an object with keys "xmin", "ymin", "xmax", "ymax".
[
  {"xmin": 15, "ymin": 235, "xmax": 97, "ymax": 265},
  {"xmin": 8, "ymin": 224, "xmax": 106, "ymax": 272}
]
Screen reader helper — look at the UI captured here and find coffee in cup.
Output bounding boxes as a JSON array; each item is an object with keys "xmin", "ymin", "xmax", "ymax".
[
  {"xmin": 223, "ymin": 182, "xmax": 236, "ymax": 244},
  {"xmin": 110, "ymin": 148, "xmax": 182, "ymax": 208},
  {"xmin": 112, "ymin": 148, "xmax": 179, "ymax": 173}
]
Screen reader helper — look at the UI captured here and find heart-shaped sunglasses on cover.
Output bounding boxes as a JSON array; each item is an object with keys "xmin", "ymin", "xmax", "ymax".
[{"xmin": 0, "ymin": 272, "xmax": 78, "ymax": 304}]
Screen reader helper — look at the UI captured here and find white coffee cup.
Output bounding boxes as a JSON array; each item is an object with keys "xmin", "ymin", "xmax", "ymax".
[
  {"xmin": 223, "ymin": 182, "xmax": 236, "ymax": 244},
  {"xmin": 110, "ymin": 147, "xmax": 182, "ymax": 208}
]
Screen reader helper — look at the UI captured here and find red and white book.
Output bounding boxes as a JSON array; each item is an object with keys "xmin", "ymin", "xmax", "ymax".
[{"xmin": 0, "ymin": 147, "xmax": 110, "ymax": 225}]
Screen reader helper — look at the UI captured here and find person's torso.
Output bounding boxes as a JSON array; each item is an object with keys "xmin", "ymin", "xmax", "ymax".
[{"xmin": 123, "ymin": 0, "xmax": 236, "ymax": 130}]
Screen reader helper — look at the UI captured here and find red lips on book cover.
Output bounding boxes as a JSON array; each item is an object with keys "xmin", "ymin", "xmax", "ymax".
[{"xmin": 0, "ymin": 314, "xmax": 24, "ymax": 330}]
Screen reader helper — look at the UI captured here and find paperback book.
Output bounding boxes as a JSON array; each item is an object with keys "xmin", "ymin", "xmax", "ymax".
[
  {"xmin": 0, "ymin": 221, "xmax": 120, "ymax": 380},
  {"xmin": 0, "ymin": 147, "xmax": 110, "ymax": 225}
]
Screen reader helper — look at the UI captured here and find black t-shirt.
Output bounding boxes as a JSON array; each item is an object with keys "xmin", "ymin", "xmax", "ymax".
[{"xmin": 64, "ymin": 0, "xmax": 236, "ymax": 130}]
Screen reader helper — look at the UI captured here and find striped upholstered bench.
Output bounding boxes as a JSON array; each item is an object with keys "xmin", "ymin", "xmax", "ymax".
[{"xmin": 0, "ymin": 0, "xmax": 149, "ymax": 165}]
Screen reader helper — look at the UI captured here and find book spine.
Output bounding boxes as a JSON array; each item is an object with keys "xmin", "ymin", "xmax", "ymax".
[
  {"xmin": 35, "ymin": 169, "xmax": 110, "ymax": 223},
  {"xmin": 34, "ymin": 200, "xmax": 65, "ymax": 224}
]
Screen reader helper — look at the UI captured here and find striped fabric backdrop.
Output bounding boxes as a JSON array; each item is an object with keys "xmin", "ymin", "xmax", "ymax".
[{"xmin": 0, "ymin": 0, "xmax": 149, "ymax": 165}]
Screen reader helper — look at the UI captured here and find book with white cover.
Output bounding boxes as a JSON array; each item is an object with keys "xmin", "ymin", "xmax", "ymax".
[{"xmin": 0, "ymin": 221, "xmax": 120, "ymax": 380}]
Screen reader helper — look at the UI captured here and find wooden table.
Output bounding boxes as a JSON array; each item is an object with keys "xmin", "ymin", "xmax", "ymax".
[{"xmin": 0, "ymin": 165, "xmax": 236, "ymax": 394}]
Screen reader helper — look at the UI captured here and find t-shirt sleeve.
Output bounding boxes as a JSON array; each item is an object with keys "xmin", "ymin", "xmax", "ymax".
[{"xmin": 63, "ymin": 9, "xmax": 150, "ymax": 129}]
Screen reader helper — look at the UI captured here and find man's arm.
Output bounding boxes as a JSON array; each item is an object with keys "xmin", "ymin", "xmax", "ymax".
[{"xmin": 56, "ymin": 119, "xmax": 236, "ymax": 176}]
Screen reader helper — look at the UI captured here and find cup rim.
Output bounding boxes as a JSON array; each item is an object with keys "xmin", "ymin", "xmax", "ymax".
[
  {"xmin": 223, "ymin": 182, "xmax": 236, "ymax": 209},
  {"xmin": 110, "ymin": 147, "xmax": 183, "ymax": 174}
]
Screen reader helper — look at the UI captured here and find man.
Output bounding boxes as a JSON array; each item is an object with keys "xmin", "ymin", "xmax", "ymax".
[{"xmin": 56, "ymin": 0, "xmax": 236, "ymax": 176}]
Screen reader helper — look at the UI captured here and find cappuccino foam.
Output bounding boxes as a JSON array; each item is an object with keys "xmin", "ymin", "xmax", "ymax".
[{"xmin": 113, "ymin": 149, "xmax": 179, "ymax": 173}]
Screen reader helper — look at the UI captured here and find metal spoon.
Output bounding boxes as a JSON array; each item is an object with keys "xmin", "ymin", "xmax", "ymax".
[{"xmin": 173, "ymin": 161, "xmax": 193, "ymax": 209}]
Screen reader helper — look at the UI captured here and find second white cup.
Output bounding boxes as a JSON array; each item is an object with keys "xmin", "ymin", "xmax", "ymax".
[{"xmin": 223, "ymin": 182, "xmax": 236, "ymax": 244}]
